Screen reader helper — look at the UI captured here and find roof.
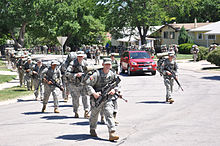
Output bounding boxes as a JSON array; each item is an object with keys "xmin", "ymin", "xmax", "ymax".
[
  {"xmin": 190, "ymin": 21, "xmax": 220, "ymax": 35},
  {"xmin": 169, "ymin": 23, "xmax": 210, "ymax": 30}
]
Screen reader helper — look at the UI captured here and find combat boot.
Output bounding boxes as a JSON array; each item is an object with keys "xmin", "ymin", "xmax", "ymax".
[
  {"xmin": 74, "ymin": 112, "xmax": 79, "ymax": 118},
  {"xmin": 90, "ymin": 129, "xmax": 97, "ymax": 137},
  {"xmin": 41, "ymin": 105, "xmax": 46, "ymax": 113},
  {"xmin": 100, "ymin": 116, "xmax": 105, "ymax": 124},
  {"xmin": 54, "ymin": 108, "xmax": 60, "ymax": 113},
  {"xmin": 109, "ymin": 131, "xmax": 119, "ymax": 141},
  {"xmin": 113, "ymin": 112, "xmax": 119, "ymax": 125},
  {"xmin": 84, "ymin": 110, "xmax": 90, "ymax": 119},
  {"xmin": 168, "ymin": 98, "xmax": 174, "ymax": 104}
]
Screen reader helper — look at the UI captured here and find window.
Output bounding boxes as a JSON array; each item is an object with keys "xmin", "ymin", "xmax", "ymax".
[
  {"xmin": 164, "ymin": 31, "xmax": 169, "ymax": 39},
  {"xmin": 170, "ymin": 32, "xmax": 175, "ymax": 39},
  {"xmin": 208, "ymin": 35, "xmax": 216, "ymax": 40},
  {"xmin": 197, "ymin": 33, "xmax": 203, "ymax": 40}
]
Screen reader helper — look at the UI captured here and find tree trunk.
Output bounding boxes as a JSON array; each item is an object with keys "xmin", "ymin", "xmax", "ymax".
[
  {"xmin": 137, "ymin": 26, "xmax": 149, "ymax": 45},
  {"xmin": 9, "ymin": 22, "xmax": 27, "ymax": 48}
]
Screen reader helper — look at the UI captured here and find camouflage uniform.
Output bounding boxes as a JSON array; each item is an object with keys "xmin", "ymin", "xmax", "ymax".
[
  {"xmin": 23, "ymin": 58, "xmax": 33, "ymax": 90},
  {"xmin": 65, "ymin": 57, "xmax": 89, "ymax": 118},
  {"xmin": 41, "ymin": 61, "xmax": 62, "ymax": 113},
  {"xmin": 191, "ymin": 45, "xmax": 199, "ymax": 62},
  {"xmin": 32, "ymin": 61, "xmax": 46, "ymax": 100},
  {"xmin": 87, "ymin": 65, "xmax": 119, "ymax": 140},
  {"xmin": 95, "ymin": 49, "xmax": 101, "ymax": 65},
  {"xmin": 161, "ymin": 53, "xmax": 178, "ymax": 102},
  {"xmin": 16, "ymin": 57, "xmax": 25, "ymax": 87}
]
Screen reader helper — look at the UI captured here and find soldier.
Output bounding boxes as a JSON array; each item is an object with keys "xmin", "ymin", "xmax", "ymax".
[
  {"xmin": 32, "ymin": 60, "xmax": 46, "ymax": 101},
  {"xmin": 94, "ymin": 48, "xmax": 101, "ymax": 65},
  {"xmin": 41, "ymin": 61, "xmax": 63, "ymax": 113},
  {"xmin": 16, "ymin": 55, "xmax": 25, "ymax": 87},
  {"xmin": 161, "ymin": 52, "xmax": 178, "ymax": 103},
  {"xmin": 110, "ymin": 53, "xmax": 118, "ymax": 74},
  {"xmin": 191, "ymin": 45, "xmax": 199, "ymax": 62},
  {"xmin": 209, "ymin": 44, "xmax": 217, "ymax": 52},
  {"xmin": 87, "ymin": 58, "xmax": 120, "ymax": 141},
  {"xmin": 161, "ymin": 45, "xmax": 168, "ymax": 53},
  {"xmin": 23, "ymin": 57, "xmax": 33, "ymax": 90},
  {"xmin": 65, "ymin": 51, "xmax": 90, "ymax": 118}
]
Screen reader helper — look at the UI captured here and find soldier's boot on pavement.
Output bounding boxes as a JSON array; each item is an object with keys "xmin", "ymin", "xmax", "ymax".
[
  {"xmin": 54, "ymin": 108, "xmax": 60, "ymax": 113},
  {"xmin": 168, "ymin": 98, "xmax": 174, "ymax": 104},
  {"xmin": 109, "ymin": 131, "xmax": 119, "ymax": 141},
  {"xmin": 84, "ymin": 110, "xmax": 90, "ymax": 119},
  {"xmin": 74, "ymin": 112, "xmax": 79, "ymax": 118},
  {"xmin": 90, "ymin": 129, "xmax": 97, "ymax": 137},
  {"xmin": 41, "ymin": 105, "xmax": 46, "ymax": 113},
  {"xmin": 100, "ymin": 115, "xmax": 105, "ymax": 124},
  {"xmin": 113, "ymin": 112, "xmax": 119, "ymax": 125}
]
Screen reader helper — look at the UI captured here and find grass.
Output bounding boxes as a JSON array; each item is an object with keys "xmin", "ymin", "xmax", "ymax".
[
  {"xmin": 0, "ymin": 86, "xmax": 34, "ymax": 101},
  {"xmin": 0, "ymin": 75, "xmax": 17, "ymax": 84},
  {"xmin": 176, "ymin": 54, "xmax": 193, "ymax": 60},
  {"xmin": 0, "ymin": 58, "xmax": 12, "ymax": 71}
]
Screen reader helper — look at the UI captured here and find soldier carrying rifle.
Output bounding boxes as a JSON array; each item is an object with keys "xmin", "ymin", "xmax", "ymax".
[{"xmin": 86, "ymin": 58, "xmax": 120, "ymax": 141}]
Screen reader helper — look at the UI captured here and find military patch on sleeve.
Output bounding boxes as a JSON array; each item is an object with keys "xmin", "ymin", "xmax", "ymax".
[{"xmin": 90, "ymin": 75, "xmax": 93, "ymax": 80}]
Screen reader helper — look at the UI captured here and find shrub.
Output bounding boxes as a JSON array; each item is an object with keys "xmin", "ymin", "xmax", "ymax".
[
  {"xmin": 178, "ymin": 43, "xmax": 194, "ymax": 54},
  {"xmin": 207, "ymin": 48, "xmax": 220, "ymax": 66},
  {"xmin": 178, "ymin": 26, "xmax": 194, "ymax": 44},
  {"xmin": 197, "ymin": 46, "xmax": 209, "ymax": 61}
]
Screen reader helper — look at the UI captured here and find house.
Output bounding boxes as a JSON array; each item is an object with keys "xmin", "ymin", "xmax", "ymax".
[
  {"xmin": 111, "ymin": 26, "xmax": 162, "ymax": 48},
  {"xmin": 189, "ymin": 21, "xmax": 220, "ymax": 47},
  {"xmin": 150, "ymin": 21, "xmax": 210, "ymax": 48}
]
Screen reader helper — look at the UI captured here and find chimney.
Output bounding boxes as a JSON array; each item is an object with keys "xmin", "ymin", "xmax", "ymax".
[{"xmin": 194, "ymin": 18, "xmax": 197, "ymax": 28}]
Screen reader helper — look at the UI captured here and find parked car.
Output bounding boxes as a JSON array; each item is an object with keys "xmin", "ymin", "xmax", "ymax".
[{"xmin": 120, "ymin": 51, "xmax": 157, "ymax": 75}]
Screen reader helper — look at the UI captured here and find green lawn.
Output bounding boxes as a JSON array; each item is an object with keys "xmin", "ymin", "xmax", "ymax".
[
  {"xmin": 0, "ymin": 86, "xmax": 34, "ymax": 101},
  {"xmin": 0, "ymin": 59, "xmax": 11, "ymax": 71},
  {"xmin": 176, "ymin": 54, "xmax": 193, "ymax": 60},
  {"xmin": 0, "ymin": 75, "xmax": 17, "ymax": 84}
]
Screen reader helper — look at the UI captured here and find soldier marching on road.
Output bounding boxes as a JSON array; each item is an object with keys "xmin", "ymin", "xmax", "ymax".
[
  {"xmin": 87, "ymin": 58, "xmax": 120, "ymax": 141},
  {"xmin": 191, "ymin": 45, "xmax": 199, "ymax": 62},
  {"xmin": 16, "ymin": 55, "xmax": 25, "ymax": 87},
  {"xmin": 65, "ymin": 51, "xmax": 90, "ymax": 118},
  {"xmin": 32, "ymin": 60, "xmax": 46, "ymax": 101},
  {"xmin": 23, "ymin": 57, "xmax": 34, "ymax": 90},
  {"xmin": 161, "ymin": 52, "xmax": 178, "ymax": 103},
  {"xmin": 41, "ymin": 61, "xmax": 63, "ymax": 113}
]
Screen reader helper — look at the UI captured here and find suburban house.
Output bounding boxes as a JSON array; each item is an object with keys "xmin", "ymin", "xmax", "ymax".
[
  {"xmin": 111, "ymin": 26, "xmax": 162, "ymax": 48},
  {"xmin": 189, "ymin": 21, "xmax": 220, "ymax": 47},
  {"xmin": 149, "ymin": 21, "xmax": 210, "ymax": 48}
]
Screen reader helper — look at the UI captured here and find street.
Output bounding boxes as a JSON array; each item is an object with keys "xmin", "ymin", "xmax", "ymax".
[{"xmin": 0, "ymin": 62, "xmax": 220, "ymax": 146}]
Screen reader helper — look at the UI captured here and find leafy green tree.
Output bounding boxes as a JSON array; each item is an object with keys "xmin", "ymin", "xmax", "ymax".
[{"xmin": 178, "ymin": 26, "xmax": 194, "ymax": 44}]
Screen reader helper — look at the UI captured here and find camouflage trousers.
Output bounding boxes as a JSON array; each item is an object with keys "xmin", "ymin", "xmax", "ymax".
[
  {"xmin": 61, "ymin": 76, "xmax": 69, "ymax": 99},
  {"xmin": 193, "ymin": 54, "xmax": 198, "ymax": 62},
  {"xmin": 33, "ymin": 78, "xmax": 43, "ymax": 99},
  {"xmin": 68, "ymin": 84, "xmax": 89, "ymax": 113},
  {"xmin": 43, "ymin": 84, "xmax": 59, "ymax": 108},
  {"xmin": 164, "ymin": 76, "xmax": 174, "ymax": 100},
  {"xmin": 90, "ymin": 98, "xmax": 116, "ymax": 132},
  {"xmin": 18, "ymin": 69, "xmax": 24, "ymax": 87},
  {"xmin": 24, "ymin": 73, "xmax": 32, "ymax": 90},
  {"xmin": 100, "ymin": 99, "xmax": 118, "ymax": 116}
]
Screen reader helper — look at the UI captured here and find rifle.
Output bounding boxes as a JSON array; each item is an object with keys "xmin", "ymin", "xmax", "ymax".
[
  {"xmin": 44, "ymin": 76, "xmax": 64, "ymax": 91},
  {"xmin": 166, "ymin": 67, "xmax": 184, "ymax": 91},
  {"xmin": 94, "ymin": 76, "xmax": 121, "ymax": 108}
]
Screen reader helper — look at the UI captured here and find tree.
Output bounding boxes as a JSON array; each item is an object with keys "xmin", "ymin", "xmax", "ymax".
[{"xmin": 178, "ymin": 26, "xmax": 194, "ymax": 44}]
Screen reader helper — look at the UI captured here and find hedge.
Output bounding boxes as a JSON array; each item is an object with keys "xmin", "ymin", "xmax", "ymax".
[
  {"xmin": 178, "ymin": 43, "xmax": 194, "ymax": 54},
  {"xmin": 197, "ymin": 46, "xmax": 209, "ymax": 61},
  {"xmin": 207, "ymin": 48, "xmax": 220, "ymax": 66}
]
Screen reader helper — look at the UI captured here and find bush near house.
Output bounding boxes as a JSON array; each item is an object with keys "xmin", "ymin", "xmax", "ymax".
[
  {"xmin": 178, "ymin": 43, "xmax": 194, "ymax": 54},
  {"xmin": 207, "ymin": 48, "xmax": 220, "ymax": 66},
  {"xmin": 197, "ymin": 46, "xmax": 209, "ymax": 61}
]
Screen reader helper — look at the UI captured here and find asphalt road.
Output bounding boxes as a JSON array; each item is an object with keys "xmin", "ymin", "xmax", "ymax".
[{"xmin": 0, "ymin": 63, "xmax": 220, "ymax": 146}]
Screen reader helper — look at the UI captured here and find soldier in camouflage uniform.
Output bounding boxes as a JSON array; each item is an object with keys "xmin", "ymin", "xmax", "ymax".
[
  {"xmin": 191, "ymin": 45, "xmax": 199, "ymax": 62},
  {"xmin": 23, "ymin": 57, "xmax": 34, "ymax": 90},
  {"xmin": 87, "ymin": 58, "xmax": 119, "ymax": 141},
  {"xmin": 94, "ymin": 48, "xmax": 101, "ymax": 65},
  {"xmin": 65, "ymin": 51, "xmax": 89, "ymax": 118},
  {"xmin": 41, "ymin": 61, "xmax": 63, "ymax": 113},
  {"xmin": 32, "ymin": 60, "xmax": 46, "ymax": 101},
  {"xmin": 16, "ymin": 55, "xmax": 25, "ymax": 87},
  {"xmin": 161, "ymin": 52, "xmax": 178, "ymax": 103}
]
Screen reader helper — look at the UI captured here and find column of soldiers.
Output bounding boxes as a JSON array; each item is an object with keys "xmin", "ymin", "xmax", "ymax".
[{"xmin": 15, "ymin": 50, "xmax": 121, "ymax": 141}]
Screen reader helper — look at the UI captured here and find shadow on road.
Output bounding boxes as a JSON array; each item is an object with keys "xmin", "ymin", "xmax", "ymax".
[
  {"xmin": 41, "ymin": 115, "xmax": 73, "ymax": 120},
  {"xmin": 202, "ymin": 67, "xmax": 220, "ymax": 70},
  {"xmin": 136, "ymin": 101, "xmax": 166, "ymax": 104},
  {"xmin": 52, "ymin": 104, "xmax": 72, "ymax": 108},
  {"xmin": 119, "ymin": 72, "xmax": 152, "ymax": 77},
  {"xmin": 71, "ymin": 121, "xmax": 89, "ymax": 126},
  {"xmin": 17, "ymin": 99, "xmax": 36, "ymax": 102},
  {"xmin": 56, "ymin": 134, "xmax": 109, "ymax": 142},
  {"xmin": 22, "ymin": 111, "xmax": 49, "ymax": 115},
  {"xmin": 202, "ymin": 76, "xmax": 220, "ymax": 81}
]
